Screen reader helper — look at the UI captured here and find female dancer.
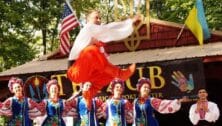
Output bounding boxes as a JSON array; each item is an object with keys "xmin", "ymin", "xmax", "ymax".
[
  {"xmin": 103, "ymin": 78, "xmax": 133, "ymax": 126},
  {"xmin": 133, "ymin": 77, "xmax": 186, "ymax": 126},
  {"xmin": 0, "ymin": 77, "xmax": 42, "ymax": 126}
]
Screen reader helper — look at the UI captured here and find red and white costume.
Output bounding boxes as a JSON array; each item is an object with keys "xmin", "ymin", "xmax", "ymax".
[
  {"xmin": 150, "ymin": 98, "xmax": 181, "ymax": 113},
  {"xmin": 68, "ymin": 19, "xmax": 133, "ymax": 60},
  {"xmin": 67, "ymin": 19, "xmax": 134, "ymax": 103},
  {"xmin": 133, "ymin": 97, "xmax": 181, "ymax": 126},
  {"xmin": 189, "ymin": 101, "xmax": 220, "ymax": 125}
]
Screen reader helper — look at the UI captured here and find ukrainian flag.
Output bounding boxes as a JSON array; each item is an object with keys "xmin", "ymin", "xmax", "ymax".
[{"xmin": 185, "ymin": 0, "xmax": 210, "ymax": 45}]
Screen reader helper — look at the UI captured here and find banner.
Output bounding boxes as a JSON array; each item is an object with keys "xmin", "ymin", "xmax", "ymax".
[{"xmin": 23, "ymin": 58, "xmax": 205, "ymax": 102}]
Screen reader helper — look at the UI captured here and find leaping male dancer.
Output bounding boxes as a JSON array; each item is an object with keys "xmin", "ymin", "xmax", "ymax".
[{"xmin": 67, "ymin": 10, "xmax": 139, "ymax": 108}]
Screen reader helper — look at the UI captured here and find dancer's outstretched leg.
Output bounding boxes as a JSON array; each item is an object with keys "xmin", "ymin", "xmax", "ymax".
[{"xmin": 104, "ymin": 63, "xmax": 136, "ymax": 81}]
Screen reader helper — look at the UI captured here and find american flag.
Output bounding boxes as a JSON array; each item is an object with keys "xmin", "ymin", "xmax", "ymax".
[{"xmin": 59, "ymin": 2, "xmax": 79, "ymax": 55}]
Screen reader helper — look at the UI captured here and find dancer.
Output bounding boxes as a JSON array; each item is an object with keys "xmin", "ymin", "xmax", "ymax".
[
  {"xmin": 103, "ymin": 78, "xmax": 133, "ymax": 126},
  {"xmin": 189, "ymin": 89, "xmax": 220, "ymax": 126},
  {"xmin": 34, "ymin": 79, "xmax": 76, "ymax": 126},
  {"xmin": 133, "ymin": 77, "xmax": 186, "ymax": 126},
  {"xmin": 69, "ymin": 82, "xmax": 104, "ymax": 126},
  {"xmin": 67, "ymin": 10, "xmax": 139, "ymax": 108},
  {"xmin": 0, "ymin": 77, "xmax": 42, "ymax": 126}
]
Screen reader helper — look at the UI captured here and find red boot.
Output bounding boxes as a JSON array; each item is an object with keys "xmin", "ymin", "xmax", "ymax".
[
  {"xmin": 104, "ymin": 63, "xmax": 136, "ymax": 80},
  {"xmin": 118, "ymin": 63, "xmax": 136, "ymax": 80}
]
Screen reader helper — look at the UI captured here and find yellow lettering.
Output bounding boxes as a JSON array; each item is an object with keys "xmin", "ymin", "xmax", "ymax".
[
  {"xmin": 138, "ymin": 67, "xmax": 144, "ymax": 77},
  {"xmin": 122, "ymin": 94, "xmax": 137, "ymax": 100},
  {"xmin": 98, "ymin": 96, "xmax": 109, "ymax": 101},
  {"xmin": 150, "ymin": 93, "xmax": 163, "ymax": 98},
  {"xmin": 148, "ymin": 66, "xmax": 165, "ymax": 89},
  {"xmin": 71, "ymin": 82, "xmax": 81, "ymax": 94},
  {"xmin": 125, "ymin": 79, "xmax": 136, "ymax": 91},
  {"xmin": 51, "ymin": 74, "xmax": 66, "ymax": 96},
  {"xmin": 126, "ymin": 67, "xmax": 142, "ymax": 91},
  {"xmin": 106, "ymin": 83, "xmax": 112, "ymax": 92}
]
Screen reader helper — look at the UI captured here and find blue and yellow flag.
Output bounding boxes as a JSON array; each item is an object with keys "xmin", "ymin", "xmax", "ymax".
[{"xmin": 185, "ymin": 0, "xmax": 210, "ymax": 45}]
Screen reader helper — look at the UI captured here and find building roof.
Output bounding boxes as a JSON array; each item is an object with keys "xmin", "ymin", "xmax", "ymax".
[
  {"xmin": 45, "ymin": 18, "xmax": 222, "ymax": 59},
  {"xmin": 105, "ymin": 18, "xmax": 222, "ymax": 53},
  {"xmin": 1, "ymin": 42, "xmax": 222, "ymax": 77}
]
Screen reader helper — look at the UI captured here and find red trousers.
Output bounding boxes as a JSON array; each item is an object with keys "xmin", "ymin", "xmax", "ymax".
[{"xmin": 67, "ymin": 44, "xmax": 121, "ymax": 99}]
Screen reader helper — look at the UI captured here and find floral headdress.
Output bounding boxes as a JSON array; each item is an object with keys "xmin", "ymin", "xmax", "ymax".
[
  {"xmin": 136, "ymin": 77, "xmax": 151, "ymax": 91},
  {"xmin": 46, "ymin": 79, "xmax": 60, "ymax": 93},
  {"xmin": 110, "ymin": 78, "xmax": 125, "ymax": 94},
  {"xmin": 8, "ymin": 77, "xmax": 23, "ymax": 93}
]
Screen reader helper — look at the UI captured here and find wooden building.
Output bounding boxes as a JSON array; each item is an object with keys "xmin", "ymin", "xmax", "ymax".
[{"xmin": 0, "ymin": 18, "xmax": 222, "ymax": 126}]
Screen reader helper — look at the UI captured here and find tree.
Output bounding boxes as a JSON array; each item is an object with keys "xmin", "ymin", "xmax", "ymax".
[
  {"xmin": 0, "ymin": 1, "xmax": 37, "ymax": 71},
  {"xmin": 0, "ymin": 0, "xmax": 64, "ymax": 72},
  {"xmin": 0, "ymin": 0, "xmax": 221, "ymax": 72},
  {"xmin": 154, "ymin": 0, "xmax": 222, "ymax": 30}
]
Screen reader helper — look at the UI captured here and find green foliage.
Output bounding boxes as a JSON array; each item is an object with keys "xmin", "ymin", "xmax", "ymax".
[
  {"xmin": 204, "ymin": 0, "xmax": 222, "ymax": 30},
  {"xmin": 0, "ymin": 116, "xmax": 9, "ymax": 125},
  {"xmin": 0, "ymin": 1, "xmax": 37, "ymax": 71},
  {"xmin": 0, "ymin": 0, "xmax": 221, "ymax": 72},
  {"xmin": 155, "ymin": 0, "xmax": 193, "ymax": 22},
  {"xmin": 0, "ymin": 0, "xmax": 63, "ymax": 72},
  {"xmin": 0, "ymin": 35, "xmax": 36, "ymax": 71},
  {"xmin": 155, "ymin": 0, "xmax": 222, "ymax": 30}
]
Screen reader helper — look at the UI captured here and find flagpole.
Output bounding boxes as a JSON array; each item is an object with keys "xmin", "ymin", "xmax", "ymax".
[
  {"xmin": 65, "ymin": 0, "xmax": 74, "ymax": 12},
  {"xmin": 174, "ymin": 24, "xmax": 185, "ymax": 46},
  {"xmin": 65, "ymin": 0, "xmax": 81, "ymax": 26},
  {"xmin": 59, "ymin": 0, "xmax": 80, "ymax": 56}
]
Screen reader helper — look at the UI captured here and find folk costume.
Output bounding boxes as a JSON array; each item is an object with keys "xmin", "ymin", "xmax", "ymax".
[
  {"xmin": 133, "ymin": 97, "xmax": 181, "ymax": 126},
  {"xmin": 189, "ymin": 101, "xmax": 220, "ymax": 126},
  {"xmin": 33, "ymin": 79, "xmax": 75, "ymax": 126},
  {"xmin": 104, "ymin": 97, "xmax": 133, "ymax": 126},
  {"xmin": 133, "ymin": 77, "xmax": 182, "ymax": 126},
  {"xmin": 104, "ymin": 78, "xmax": 133, "ymax": 126},
  {"xmin": 33, "ymin": 98, "xmax": 76, "ymax": 126},
  {"xmin": 67, "ymin": 19, "xmax": 135, "ymax": 107},
  {"xmin": 40, "ymin": 99, "xmax": 66, "ymax": 126},
  {"xmin": 0, "ymin": 77, "xmax": 41, "ymax": 126},
  {"xmin": 74, "ymin": 96, "xmax": 104, "ymax": 126},
  {"xmin": 0, "ymin": 97, "xmax": 41, "ymax": 126}
]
